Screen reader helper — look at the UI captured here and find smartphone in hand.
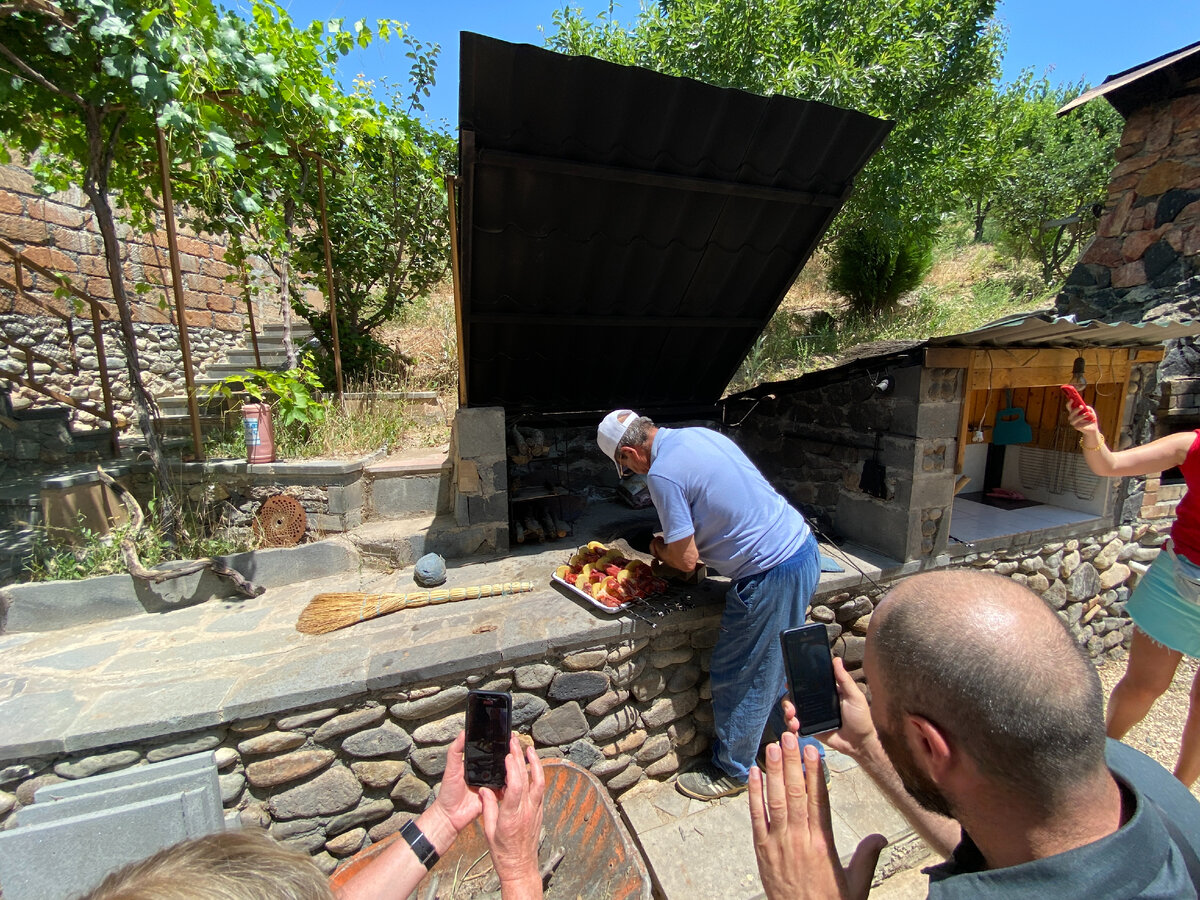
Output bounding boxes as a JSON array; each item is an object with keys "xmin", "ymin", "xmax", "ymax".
[
  {"xmin": 465, "ymin": 690, "xmax": 512, "ymax": 788},
  {"xmin": 780, "ymin": 624, "xmax": 842, "ymax": 736},
  {"xmin": 1060, "ymin": 384, "xmax": 1097, "ymax": 424}
]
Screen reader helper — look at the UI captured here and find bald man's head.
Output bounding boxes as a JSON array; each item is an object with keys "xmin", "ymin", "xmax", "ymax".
[{"xmin": 868, "ymin": 569, "xmax": 1107, "ymax": 809}]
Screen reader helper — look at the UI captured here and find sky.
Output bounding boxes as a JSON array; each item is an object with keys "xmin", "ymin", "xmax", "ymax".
[{"xmin": 276, "ymin": 0, "xmax": 1200, "ymax": 129}]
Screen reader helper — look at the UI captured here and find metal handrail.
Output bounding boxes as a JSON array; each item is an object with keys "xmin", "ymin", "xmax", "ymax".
[{"xmin": 0, "ymin": 240, "xmax": 121, "ymax": 454}]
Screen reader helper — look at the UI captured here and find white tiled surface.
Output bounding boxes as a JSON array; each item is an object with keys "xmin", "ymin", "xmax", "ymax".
[{"xmin": 948, "ymin": 498, "xmax": 1096, "ymax": 543}]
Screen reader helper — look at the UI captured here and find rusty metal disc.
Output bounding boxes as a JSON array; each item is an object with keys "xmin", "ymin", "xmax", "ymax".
[{"xmin": 254, "ymin": 495, "xmax": 307, "ymax": 547}]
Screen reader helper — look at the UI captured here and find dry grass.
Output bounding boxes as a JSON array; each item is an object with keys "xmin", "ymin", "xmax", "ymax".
[{"xmin": 1097, "ymin": 655, "xmax": 1200, "ymax": 801}]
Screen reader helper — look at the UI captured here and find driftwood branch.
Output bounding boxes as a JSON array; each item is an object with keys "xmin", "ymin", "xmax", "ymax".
[{"xmin": 96, "ymin": 465, "xmax": 265, "ymax": 598}]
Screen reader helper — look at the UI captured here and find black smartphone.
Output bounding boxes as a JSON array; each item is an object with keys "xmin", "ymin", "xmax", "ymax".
[
  {"xmin": 464, "ymin": 690, "xmax": 512, "ymax": 788},
  {"xmin": 780, "ymin": 624, "xmax": 842, "ymax": 736}
]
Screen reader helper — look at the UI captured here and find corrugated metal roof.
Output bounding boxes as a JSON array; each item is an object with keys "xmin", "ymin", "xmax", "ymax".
[
  {"xmin": 1057, "ymin": 41, "xmax": 1200, "ymax": 118},
  {"xmin": 457, "ymin": 32, "xmax": 892, "ymax": 416},
  {"xmin": 928, "ymin": 312, "xmax": 1199, "ymax": 348},
  {"xmin": 726, "ymin": 313, "xmax": 1198, "ymax": 401}
]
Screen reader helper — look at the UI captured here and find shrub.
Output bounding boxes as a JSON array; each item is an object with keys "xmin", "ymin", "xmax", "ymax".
[{"xmin": 827, "ymin": 226, "xmax": 934, "ymax": 314}]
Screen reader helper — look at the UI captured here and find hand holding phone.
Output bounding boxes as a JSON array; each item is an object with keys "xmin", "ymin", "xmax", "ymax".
[
  {"xmin": 465, "ymin": 690, "xmax": 512, "ymax": 788},
  {"xmin": 1060, "ymin": 384, "xmax": 1097, "ymax": 424},
  {"xmin": 780, "ymin": 624, "xmax": 842, "ymax": 736}
]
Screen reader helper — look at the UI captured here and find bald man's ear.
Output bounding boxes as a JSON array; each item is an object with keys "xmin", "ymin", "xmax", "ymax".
[{"xmin": 906, "ymin": 714, "xmax": 954, "ymax": 781}]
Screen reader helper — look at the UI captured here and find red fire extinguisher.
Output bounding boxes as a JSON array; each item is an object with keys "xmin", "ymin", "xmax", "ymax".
[{"xmin": 242, "ymin": 402, "xmax": 276, "ymax": 464}]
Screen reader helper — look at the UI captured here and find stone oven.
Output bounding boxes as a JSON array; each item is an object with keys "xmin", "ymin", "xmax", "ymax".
[
  {"xmin": 728, "ymin": 315, "xmax": 1195, "ymax": 564},
  {"xmin": 449, "ymin": 33, "xmax": 892, "ymax": 546}
]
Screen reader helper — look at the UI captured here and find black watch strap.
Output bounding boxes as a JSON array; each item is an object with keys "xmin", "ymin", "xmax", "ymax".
[{"xmin": 399, "ymin": 818, "xmax": 440, "ymax": 870}]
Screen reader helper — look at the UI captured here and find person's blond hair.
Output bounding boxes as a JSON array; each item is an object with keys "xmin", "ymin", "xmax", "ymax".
[{"xmin": 78, "ymin": 829, "xmax": 333, "ymax": 900}]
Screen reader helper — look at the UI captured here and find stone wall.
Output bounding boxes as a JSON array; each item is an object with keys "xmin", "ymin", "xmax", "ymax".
[
  {"xmin": 736, "ymin": 359, "xmax": 960, "ymax": 562},
  {"xmin": 0, "ymin": 313, "xmax": 241, "ymax": 437},
  {"xmin": 0, "ymin": 519, "xmax": 1169, "ymax": 871},
  {"xmin": 1057, "ymin": 77, "xmax": 1200, "ymax": 323}
]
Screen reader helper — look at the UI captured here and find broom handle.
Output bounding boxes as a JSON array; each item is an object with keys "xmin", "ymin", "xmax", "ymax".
[{"xmin": 358, "ymin": 581, "xmax": 534, "ymax": 620}]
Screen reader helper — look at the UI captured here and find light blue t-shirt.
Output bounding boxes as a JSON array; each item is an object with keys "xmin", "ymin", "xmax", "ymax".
[{"xmin": 647, "ymin": 426, "xmax": 810, "ymax": 581}]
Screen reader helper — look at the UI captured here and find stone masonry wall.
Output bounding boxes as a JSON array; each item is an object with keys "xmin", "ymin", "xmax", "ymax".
[
  {"xmin": 0, "ymin": 519, "xmax": 1166, "ymax": 872},
  {"xmin": 1058, "ymin": 76, "xmax": 1200, "ymax": 323},
  {"xmin": 737, "ymin": 360, "xmax": 960, "ymax": 562},
  {"xmin": 0, "ymin": 313, "xmax": 241, "ymax": 436}
]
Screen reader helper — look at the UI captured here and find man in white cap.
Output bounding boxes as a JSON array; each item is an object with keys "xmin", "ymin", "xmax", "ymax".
[{"xmin": 597, "ymin": 410, "xmax": 821, "ymax": 800}]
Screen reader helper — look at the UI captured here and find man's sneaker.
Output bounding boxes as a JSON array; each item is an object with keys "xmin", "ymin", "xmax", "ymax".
[{"xmin": 676, "ymin": 762, "xmax": 748, "ymax": 800}]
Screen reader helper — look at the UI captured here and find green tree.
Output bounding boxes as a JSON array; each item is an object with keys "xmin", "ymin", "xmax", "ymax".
[
  {"xmin": 289, "ymin": 69, "xmax": 457, "ymax": 384},
  {"xmin": 0, "ymin": 0, "xmax": 404, "ymax": 536},
  {"xmin": 546, "ymin": 0, "xmax": 1003, "ymax": 242},
  {"xmin": 989, "ymin": 77, "xmax": 1122, "ymax": 283},
  {"xmin": 0, "ymin": 0, "xmax": 262, "ymax": 537}
]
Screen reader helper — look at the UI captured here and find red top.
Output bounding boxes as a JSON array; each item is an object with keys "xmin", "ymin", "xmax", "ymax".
[{"xmin": 1171, "ymin": 430, "xmax": 1200, "ymax": 565}]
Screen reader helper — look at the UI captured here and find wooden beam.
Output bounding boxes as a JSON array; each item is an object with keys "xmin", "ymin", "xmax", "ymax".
[
  {"xmin": 0, "ymin": 240, "xmax": 113, "ymax": 319},
  {"xmin": 967, "ymin": 364, "xmax": 1130, "ymax": 392},
  {"xmin": 476, "ymin": 148, "xmax": 850, "ymax": 208},
  {"xmin": 446, "ymin": 174, "xmax": 468, "ymax": 409},
  {"xmin": 469, "ymin": 313, "xmax": 762, "ymax": 329}
]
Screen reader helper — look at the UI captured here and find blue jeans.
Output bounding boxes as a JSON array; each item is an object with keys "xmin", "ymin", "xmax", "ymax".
[{"xmin": 709, "ymin": 534, "xmax": 821, "ymax": 781}]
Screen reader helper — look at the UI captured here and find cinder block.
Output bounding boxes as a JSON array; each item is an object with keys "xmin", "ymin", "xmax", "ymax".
[
  {"xmin": 453, "ymin": 407, "xmax": 505, "ymax": 460},
  {"xmin": 36, "ymin": 752, "xmax": 214, "ymax": 800},
  {"xmin": 0, "ymin": 788, "xmax": 222, "ymax": 900},
  {"xmin": 326, "ymin": 479, "xmax": 364, "ymax": 516}
]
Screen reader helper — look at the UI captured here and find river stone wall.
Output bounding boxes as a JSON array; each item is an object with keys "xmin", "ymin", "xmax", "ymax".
[
  {"xmin": 0, "ymin": 313, "xmax": 241, "ymax": 443},
  {"xmin": 0, "ymin": 521, "xmax": 1169, "ymax": 869}
]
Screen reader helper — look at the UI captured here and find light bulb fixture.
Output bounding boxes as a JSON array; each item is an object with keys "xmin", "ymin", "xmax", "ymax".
[{"xmin": 1071, "ymin": 356, "xmax": 1087, "ymax": 389}]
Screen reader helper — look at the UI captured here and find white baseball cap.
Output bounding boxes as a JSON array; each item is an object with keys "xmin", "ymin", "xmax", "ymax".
[{"xmin": 597, "ymin": 409, "xmax": 639, "ymax": 476}]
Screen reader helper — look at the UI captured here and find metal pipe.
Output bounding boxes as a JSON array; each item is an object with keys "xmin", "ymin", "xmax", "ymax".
[
  {"xmin": 316, "ymin": 158, "xmax": 343, "ymax": 401},
  {"xmin": 155, "ymin": 125, "xmax": 205, "ymax": 461}
]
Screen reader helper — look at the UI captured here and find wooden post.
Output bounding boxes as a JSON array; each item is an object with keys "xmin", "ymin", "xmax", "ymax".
[
  {"xmin": 446, "ymin": 174, "xmax": 467, "ymax": 408},
  {"xmin": 90, "ymin": 299, "xmax": 119, "ymax": 456},
  {"xmin": 155, "ymin": 126, "xmax": 205, "ymax": 462},
  {"xmin": 316, "ymin": 158, "xmax": 344, "ymax": 401},
  {"xmin": 241, "ymin": 267, "xmax": 262, "ymax": 369}
]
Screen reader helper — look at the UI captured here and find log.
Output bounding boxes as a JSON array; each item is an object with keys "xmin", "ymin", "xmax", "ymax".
[
  {"xmin": 522, "ymin": 514, "xmax": 543, "ymax": 541},
  {"xmin": 96, "ymin": 465, "xmax": 264, "ymax": 598},
  {"xmin": 539, "ymin": 507, "xmax": 557, "ymax": 542},
  {"xmin": 552, "ymin": 513, "xmax": 570, "ymax": 538}
]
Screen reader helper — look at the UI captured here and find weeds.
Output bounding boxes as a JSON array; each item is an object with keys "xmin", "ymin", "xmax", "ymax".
[
  {"xmin": 23, "ymin": 507, "xmax": 257, "ymax": 583},
  {"xmin": 726, "ymin": 230, "xmax": 1055, "ymax": 393}
]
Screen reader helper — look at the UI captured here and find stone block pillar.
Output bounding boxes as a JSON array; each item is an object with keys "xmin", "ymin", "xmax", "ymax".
[{"xmin": 441, "ymin": 407, "xmax": 509, "ymax": 557}]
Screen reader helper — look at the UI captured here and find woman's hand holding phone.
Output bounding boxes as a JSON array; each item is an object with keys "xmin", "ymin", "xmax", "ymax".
[{"xmin": 480, "ymin": 735, "xmax": 546, "ymax": 895}]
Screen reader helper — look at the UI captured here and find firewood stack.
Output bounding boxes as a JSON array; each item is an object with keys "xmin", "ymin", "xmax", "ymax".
[{"xmin": 507, "ymin": 425, "xmax": 576, "ymax": 544}]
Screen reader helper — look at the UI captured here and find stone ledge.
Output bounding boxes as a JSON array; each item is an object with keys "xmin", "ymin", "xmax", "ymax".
[{"xmin": 0, "ymin": 539, "xmax": 360, "ymax": 634}]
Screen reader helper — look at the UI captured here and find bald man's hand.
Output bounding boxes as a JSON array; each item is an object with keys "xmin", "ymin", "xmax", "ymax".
[
  {"xmin": 750, "ymin": 734, "xmax": 886, "ymax": 900},
  {"xmin": 781, "ymin": 658, "xmax": 877, "ymax": 761}
]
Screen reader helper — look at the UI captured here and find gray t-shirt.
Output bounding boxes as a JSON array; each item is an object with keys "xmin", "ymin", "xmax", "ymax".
[
  {"xmin": 925, "ymin": 740, "xmax": 1200, "ymax": 898},
  {"xmin": 647, "ymin": 426, "xmax": 810, "ymax": 581}
]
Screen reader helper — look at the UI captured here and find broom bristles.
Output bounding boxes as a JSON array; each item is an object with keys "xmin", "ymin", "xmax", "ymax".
[{"xmin": 296, "ymin": 581, "xmax": 535, "ymax": 634}]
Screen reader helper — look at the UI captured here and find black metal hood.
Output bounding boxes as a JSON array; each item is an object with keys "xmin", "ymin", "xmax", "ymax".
[{"xmin": 458, "ymin": 32, "xmax": 892, "ymax": 417}]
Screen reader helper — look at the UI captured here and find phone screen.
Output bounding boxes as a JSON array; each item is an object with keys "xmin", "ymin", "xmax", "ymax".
[
  {"xmin": 465, "ymin": 690, "xmax": 512, "ymax": 788},
  {"xmin": 779, "ymin": 624, "xmax": 842, "ymax": 736}
]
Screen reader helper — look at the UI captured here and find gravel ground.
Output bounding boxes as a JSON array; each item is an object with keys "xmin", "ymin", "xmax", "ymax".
[{"xmin": 1096, "ymin": 653, "xmax": 1200, "ymax": 800}]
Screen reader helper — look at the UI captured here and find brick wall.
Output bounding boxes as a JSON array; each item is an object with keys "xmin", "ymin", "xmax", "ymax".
[{"xmin": 1058, "ymin": 77, "xmax": 1200, "ymax": 322}]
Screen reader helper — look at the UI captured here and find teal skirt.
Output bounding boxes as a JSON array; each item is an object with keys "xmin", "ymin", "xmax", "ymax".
[{"xmin": 1127, "ymin": 544, "xmax": 1200, "ymax": 658}]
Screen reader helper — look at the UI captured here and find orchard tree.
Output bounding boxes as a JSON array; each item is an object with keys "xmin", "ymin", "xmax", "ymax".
[
  {"xmin": 546, "ymin": 0, "xmax": 1004, "ymax": 294},
  {"xmin": 289, "ymin": 70, "xmax": 456, "ymax": 384},
  {"xmin": 0, "ymin": 0, "xmax": 404, "ymax": 537},
  {"xmin": 989, "ymin": 77, "xmax": 1123, "ymax": 283},
  {"xmin": 0, "ymin": 0, "xmax": 262, "ymax": 537}
]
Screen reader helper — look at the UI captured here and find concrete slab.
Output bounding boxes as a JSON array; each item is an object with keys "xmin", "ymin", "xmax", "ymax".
[
  {"xmin": 622, "ymin": 757, "xmax": 928, "ymax": 900},
  {"xmin": 66, "ymin": 678, "xmax": 236, "ymax": 752},
  {"xmin": 36, "ymin": 752, "xmax": 216, "ymax": 800},
  {"xmin": 0, "ymin": 689, "xmax": 83, "ymax": 757},
  {"xmin": 0, "ymin": 786, "xmax": 223, "ymax": 900},
  {"xmin": 19, "ymin": 763, "xmax": 220, "ymax": 825}
]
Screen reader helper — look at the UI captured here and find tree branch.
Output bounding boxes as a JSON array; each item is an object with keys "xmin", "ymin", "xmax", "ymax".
[
  {"xmin": 96, "ymin": 465, "xmax": 265, "ymax": 598},
  {"xmin": 0, "ymin": 39, "xmax": 84, "ymax": 106}
]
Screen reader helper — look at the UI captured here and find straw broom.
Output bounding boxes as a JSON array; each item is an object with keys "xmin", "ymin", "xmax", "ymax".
[{"xmin": 296, "ymin": 582, "xmax": 535, "ymax": 635}]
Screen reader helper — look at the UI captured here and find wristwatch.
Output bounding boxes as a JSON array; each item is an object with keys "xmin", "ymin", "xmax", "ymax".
[{"xmin": 399, "ymin": 818, "xmax": 440, "ymax": 870}]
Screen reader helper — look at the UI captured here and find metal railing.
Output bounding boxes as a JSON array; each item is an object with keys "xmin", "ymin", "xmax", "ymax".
[{"xmin": 0, "ymin": 239, "xmax": 124, "ymax": 456}]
